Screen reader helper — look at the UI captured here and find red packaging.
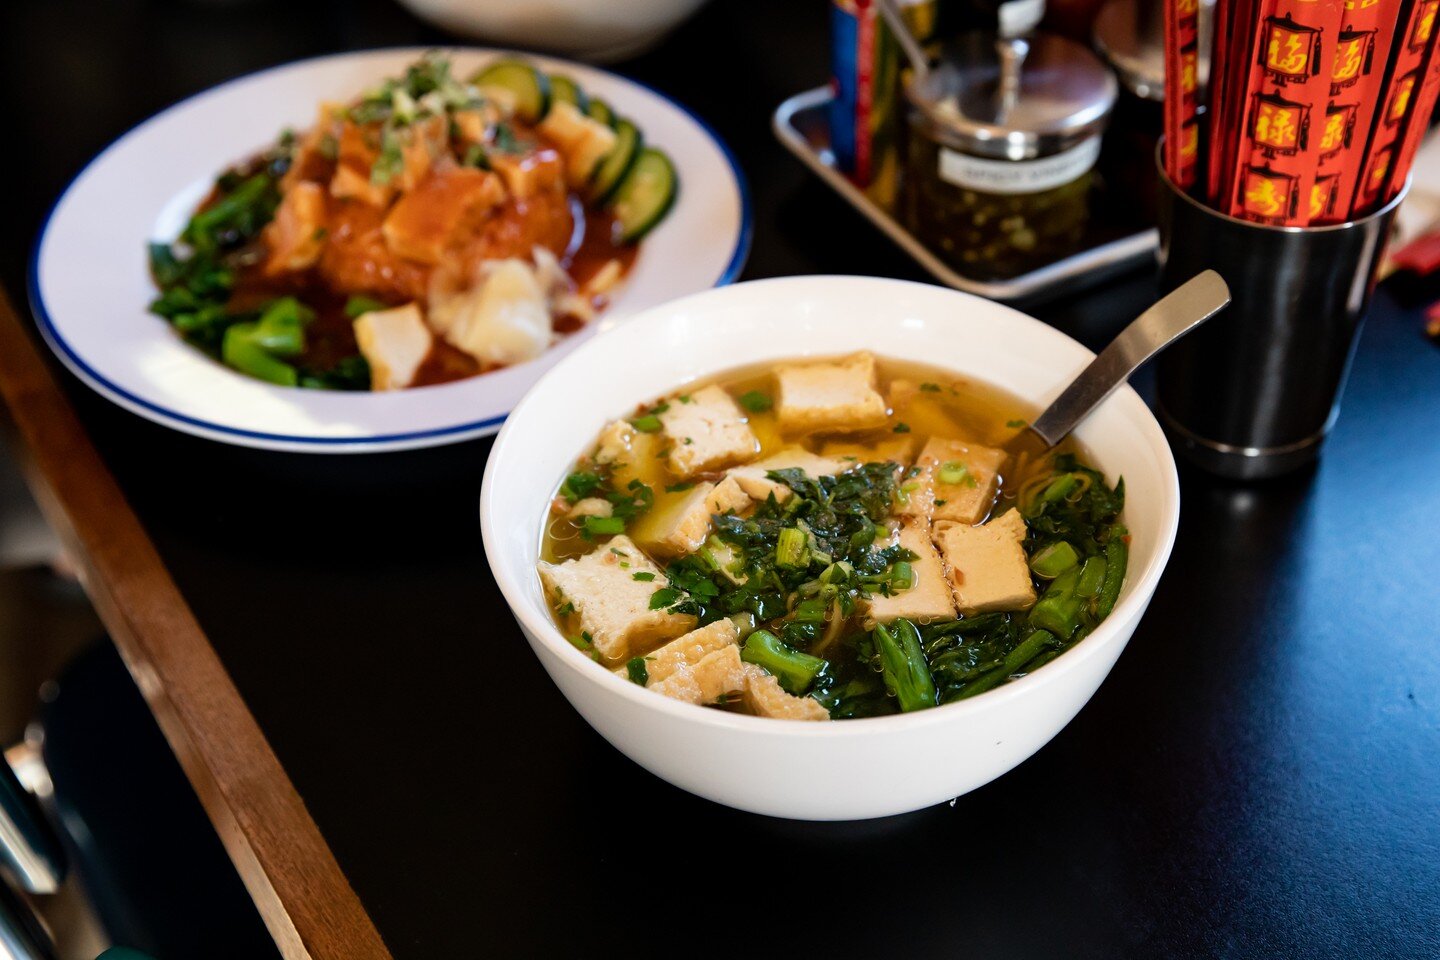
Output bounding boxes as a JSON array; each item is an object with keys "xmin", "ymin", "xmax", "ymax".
[
  {"xmin": 1379, "ymin": 1, "xmax": 1440, "ymax": 207},
  {"xmin": 1224, "ymin": 0, "xmax": 1347, "ymax": 225},
  {"xmin": 1206, "ymin": 0, "xmax": 1267, "ymax": 206},
  {"xmin": 1311, "ymin": 0, "xmax": 1405, "ymax": 222},
  {"xmin": 1164, "ymin": 0, "xmax": 1204, "ymax": 189},
  {"xmin": 1351, "ymin": 0, "xmax": 1438, "ymax": 215}
]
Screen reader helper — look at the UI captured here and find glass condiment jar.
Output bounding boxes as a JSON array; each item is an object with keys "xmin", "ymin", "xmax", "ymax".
[{"xmin": 901, "ymin": 30, "xmax": 1117, "ymax": 280}]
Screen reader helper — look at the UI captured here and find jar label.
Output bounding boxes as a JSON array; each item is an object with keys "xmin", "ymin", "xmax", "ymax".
[{"xmin": 937, "ymin": 138, "xmax": 1101, "ymax": 195}]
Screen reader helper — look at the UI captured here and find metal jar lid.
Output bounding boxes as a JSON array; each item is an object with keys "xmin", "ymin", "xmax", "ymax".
[{"xmin": 905, "ymin": 31, "xmax": 1117, "ymax": 161}]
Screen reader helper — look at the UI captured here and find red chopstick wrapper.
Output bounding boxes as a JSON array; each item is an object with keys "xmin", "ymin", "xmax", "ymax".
[
  {"xmin": 1351, "ymin": 0, "xmax": 1438, "ymax": 216},
  {"xmin": 1310, "ymin": 0, "xmax": 1405, "ymax": 223},
  {"xmin": 1224, "ymin": 0, "xmax": 1347, "ymax": 226},
  {"xmin": 1377, "ymin": 2, "xmax": 1440, "ymax": 210},
  {"xmin": 1164, "ymin": 0, "xmax": 1204, "ymax": 189}
]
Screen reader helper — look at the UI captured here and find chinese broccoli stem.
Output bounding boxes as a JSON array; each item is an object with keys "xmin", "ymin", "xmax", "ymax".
[
  {"xmin": 1030, "ymin": 567, "xmax": 1082, "ymax": 639},
  {"xmin": 741, "ymin": 630, "xmax": 824, "ymax": 695},
  {"xmin": 874, "ymin": 619, "xmax": 937, "ymax": 712},
  {"xmin": 1096, "ymin": 527, "xmax": 1128, "ymax": 619},
  {"xmin": 221, "ymin": 323, "xmax": 298, "ymax": 387}
]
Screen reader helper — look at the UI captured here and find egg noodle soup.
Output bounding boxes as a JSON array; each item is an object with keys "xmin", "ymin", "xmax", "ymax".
[{"xmin": 539, "ymin": 352, "xmax": 1127, "ymax": 721}]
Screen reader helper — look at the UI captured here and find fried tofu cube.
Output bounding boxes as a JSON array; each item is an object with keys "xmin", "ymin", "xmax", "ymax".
[
  {"xmin": 352, "ymin": 303, "xmax": 432, "ymax": 390},
  {"xmin": 329, "ymin": 163, "xmax": 395, "ymax": 207},
  {"xmin": 902, "ymin": 437, "xmax": 1006, "ymax": 524},
  {"xmin": 537, "ymin": 101, "xmax": 619, "ymax": 183},
  {"xmin": 489, "ymin": 148, "xmax": 566, "ymax": 201},
  {"xmin": 775, "ymin": 353, "xmax": 889, "ymax": 434},
  {"xmin": 430, "ymin": 259, "xmax": 552, "ymax": 367},
  {"xmin": 622, "ymin": 619, "xmax": 738, "ymax": 684},
  {"xmin": 651, "ymin": 645, "xmax": 748, "ymax": 705},
  {"xmin": 932, "ymin": 510, "xmax": 1036, "ymax": 615},
  {"xmin": 728, "ymin": 446, "xmax": 852, "ymax": 503},
  {"xmin": 330, "ymin": 122, "xmax": 395, "ymax": 206},
  {"xmin": 593, "ymin": 419, "xmax": 637, "ymax": 466},
  {"xmin": 396, "ymin": 115, "xmax": 448, "ymax": 193},
  {"xmin": 565, "ymin": 498, "xmax": 613, "ymax": 520},
  {"xmin": 382, "ymin": 167, "xmax": 507, "ymax": 265},
  {"xmin": 538, "ymin": 535, "xmax": 695, "ymax": 660},
  {"xmin": 636, "ymin": 476, "xmax": 752, "ymax": 557},
  {"xmin": 741, "ymin": 666, "xmax": 830, "ymax": 721},
  {"xmin": 865, "ymin": 521, "xmax": 957, "ymax": 626},
  {"xmin": 261, "ymin": 182, "xmax": 328, "ymax": 275},
  {"xmin": 659, "ymin": 385, "xmax": 759, "ymax": 478}
]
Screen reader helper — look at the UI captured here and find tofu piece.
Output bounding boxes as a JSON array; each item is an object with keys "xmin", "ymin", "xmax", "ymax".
[
  {"xmin": 538, "ymin": 535, "xmax": 695, "ymax": 660},
  {"xmin": 429, "ymin": 258, "xmax": 552, "ymax": 367},
  {"xmin": 396, "ymin": 115, "xmax": 448, "ymax": 192},
  {"xmin": 593, "ymin": 419, "xmax": 637, "ymax": 466},
  {"xmin": 659, "ymin": 385, "xmax": 759, "ymax": 478},
  {"xmin": 329, "ymin": 122, "xmax": 396, "ymax": 206},
  {"xmin": 728, "ymin": 446, "xmax": 852, "ymax": 503},
  {"xmin": 775, "ymin": 353, "xmax": 889, "ymax": 434},
  {"xmin": 329, "ymin": 163, "xmax": 395, "ymax": 207},
  {"xmin": 620, "ymin": 619, "xmax": 738, "ymax": 685},
  {"xmin": 489, "ymin": 147, "xmax": 566, "ymax": 201},
  {"xmin": 638, "ymin": 476, "xmax": 752, "ymax": 557},
  {"xmin": 932, "ymin": 510, "xmax": 1036, "ymax": 615},
  {"xmin": 565, "ymin": 498, "xmax": 612, "ymax": 520},
  {"xmin": 741, "ymin": 666, "xmax": 830, "ymax": 721},
  {"xmin": 865, "ymin": 521, "xmax": 957, "ymax": 626},
  {"xmin": 352, "ymin": 303, "xmax": 432, "ymax": 390},
  {"xmin": 382, "ymin": 167, "xmax": 507, "ymax": 265},
  {"xmin": 820, "ymin": 435, "xmax": 917, "ymax": 467},
  {"xmin": 537, "ymin": 101, "xmax": 619, "ymax": 183},
  {"xmin": 902, "ymin": 437, "xmax": 1007, "ymax": 524},
  {"xmin": 651, "ymin": 645, "xmax": 748, "ymax": 705},
  {"xmin": 261, "ymin": 182, "xmax": 328, "ymax": 275}
]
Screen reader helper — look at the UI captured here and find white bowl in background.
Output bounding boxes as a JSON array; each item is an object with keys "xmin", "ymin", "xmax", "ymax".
[
  {"xmin": 397, "ymin": 0, "xmax": 713, "ymax": 62},
  {"xmin": 480, "ymin": 275, "xmax": 1180, "ymax": 820}
]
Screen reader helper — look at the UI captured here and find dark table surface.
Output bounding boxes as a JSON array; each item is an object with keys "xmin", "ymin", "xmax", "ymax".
[{"xmin": 7, "ymin": 1, "xmax": 1440, "ymax": 957}]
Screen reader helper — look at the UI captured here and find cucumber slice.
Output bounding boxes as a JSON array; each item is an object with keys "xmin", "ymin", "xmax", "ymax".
[
  {"xmin": 549, "ymin": 74, "xmax": 589, "ymax": 113},
  {"xmin": 609, "ymin": 148, "xmax": 679, "ymax": 244},
  {"xmin": 471, "ymin": 60, "xmax": 551, "ymax": 123},
  {"xmin": 586, "ymin": 97, "xmax": 617, "ymax": 128},
  {"xmin": 589, "ymin": 118, "xmax": 642, "ymax": 206}
]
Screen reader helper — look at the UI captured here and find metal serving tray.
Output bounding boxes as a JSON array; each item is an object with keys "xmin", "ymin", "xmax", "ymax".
[{"xmin": 772, "ymin": 86, "xmax": 1159, "ymax": 304}]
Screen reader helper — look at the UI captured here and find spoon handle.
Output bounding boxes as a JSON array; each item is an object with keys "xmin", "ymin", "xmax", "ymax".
[
  {"xmin": 1028, "ymin": 270, "xmax": 1231, "ymax": 448},
  {"xmin": 875, "ymin": 0, "xmax": 932, "ymax": 80}
]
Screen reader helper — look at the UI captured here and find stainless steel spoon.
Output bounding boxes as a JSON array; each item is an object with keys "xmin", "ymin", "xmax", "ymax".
[{"xmin": 1026, "ymin": 270, "xmax": 1231, "ymax": 448}]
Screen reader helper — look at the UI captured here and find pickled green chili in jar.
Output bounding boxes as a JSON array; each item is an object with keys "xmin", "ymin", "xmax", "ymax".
[{"xmin": 901, "ymin": 31, "xmax": 1117, "ymax": 281}]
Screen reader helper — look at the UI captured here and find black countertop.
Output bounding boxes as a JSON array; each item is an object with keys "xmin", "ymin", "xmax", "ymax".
[{"xmin": 7, "ymin": 1, "xmax": 1439, "ymax": 957}]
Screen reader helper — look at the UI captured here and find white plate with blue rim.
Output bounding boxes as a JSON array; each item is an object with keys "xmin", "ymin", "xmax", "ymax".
[{"xmin": 30, "ymin": 47, "xmax": 751, "ymax": 453}]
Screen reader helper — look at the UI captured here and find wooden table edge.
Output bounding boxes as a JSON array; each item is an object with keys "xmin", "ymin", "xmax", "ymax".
[{"xmin": 0, "ymin": 287, "xmax": 392, "ymax": 960}]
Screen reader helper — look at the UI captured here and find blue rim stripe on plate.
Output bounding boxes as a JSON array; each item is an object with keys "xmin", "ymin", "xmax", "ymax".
[{"xmin": 28, "ymin": 46, "xmax": 753, "ymax": 449}]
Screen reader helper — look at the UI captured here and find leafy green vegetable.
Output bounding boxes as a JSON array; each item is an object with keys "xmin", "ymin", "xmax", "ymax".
[
  {"xmin": 581, "ymin": 516, "xmax": 625, "ymax": 538},
  {"xmin": 873, "ymin": 619, "xmax": 937, "ymax": 712},
  {"xmin": 631, "ymin": 414, "xmax": 662, "ymax": 433},
  {"xmin": 738, "ymin": 390, "xmax": 772, "ymax": 413},
  {"xmin": 741, "ymin": 630, "xmax": 826, "ymax": 695},
  {"xmin": 559, "ymin": 471, "xmax": 602, "ymax": 503},
  {"xmin": 299, "ymin": 355, "xmax": 371, "ymax": 391},
  {"xmin": 1030, "ymin": 541, "xmax": 1079, "ymax": 579},
  {"xmin": 344, "ymin": 295, "xmax": 388, "ymax": 319},
  {"xmin": 626, "ymin": 657, "xmax": 649, "ymax": 686}
]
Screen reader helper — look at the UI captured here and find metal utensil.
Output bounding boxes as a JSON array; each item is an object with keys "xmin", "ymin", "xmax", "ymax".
[
  {"xmin": 875, "ymin": 0, "xmax": 931, "ymax": 80},
  {"xmin": 1026, "ymin": 269, "xmax": 1231, "ymax": 448}
]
